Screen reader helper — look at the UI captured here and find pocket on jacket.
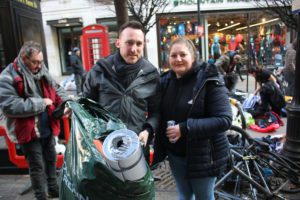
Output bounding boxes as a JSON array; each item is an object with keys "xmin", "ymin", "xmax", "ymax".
[
  {"xmin": 15, "ymin": 117, "xmax": 35, "ymax": 143},
  {"xmin": 132, "ymin": 83, "xmax": 157, "ymax": 99}
]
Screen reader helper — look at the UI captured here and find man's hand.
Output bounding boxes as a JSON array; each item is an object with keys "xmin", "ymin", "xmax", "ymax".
[
  {"xmin": 43, "ymin": 98, "xmax": 53, "ymax": 106},
  {"xmin": 63, "ymin": 107, "xmax": 72, "ymax": 118},
  {"xmin": 138, "ymin": 130, "xmax": 149, "ymax": 147}
]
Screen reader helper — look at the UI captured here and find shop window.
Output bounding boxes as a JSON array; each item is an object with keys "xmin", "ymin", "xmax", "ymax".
[
  {"xmin": 58, "ymin": 26, "xmax": 82, "ymax": 75},
  {"xmin": 207, "ymin": 13, "xmax": 247, "ymax": 63},
  {"xmin": 248, "ymin": 12, "xmax": 286, "ymax": 68},
  {"xmin": 20, "ymin": 17, "xmax": 43, "ymax": 46},
  {"xmin": 0, "ymin": 31, "xmax": 6, "ymax": 73},
  {"xmin": 158, "ymin": 14, "xmax": 200, "ymax": 71},
  {"xmin": 157, "ymin": 11, "xmax": 287, "ymax": 72},
  {"xmin": 208, "ymin": 11, "xmax": 286, "ymax": 69}
]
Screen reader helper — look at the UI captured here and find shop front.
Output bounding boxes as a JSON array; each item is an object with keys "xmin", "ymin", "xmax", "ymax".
[
  {"xmin": 157, "ymin": 9, "xmax": 288, "ymax": 71},
  {"xmin": 0, "ymin": 0, "xmax": 47, "ymax": 71},
  {"xmin": 47, "ymin": 18, "xmax": 83, "ymax": 75}
]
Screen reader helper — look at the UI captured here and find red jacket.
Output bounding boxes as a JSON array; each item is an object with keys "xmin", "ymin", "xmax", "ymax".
[{"xmin": 0, "ymin": 62, "xmax": 64, "ymax": 144}]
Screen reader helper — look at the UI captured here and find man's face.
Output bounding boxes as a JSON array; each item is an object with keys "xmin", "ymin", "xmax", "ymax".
[
  {"xmin": 115, "ymin": 27, "xmax": 145, "ymax": 64},
  {"xmin": 23, "ymin": 51, "xmax": 44, "ymax": 74}
]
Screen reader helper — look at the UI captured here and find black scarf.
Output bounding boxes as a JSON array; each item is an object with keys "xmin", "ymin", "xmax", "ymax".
[{"xmin": 113, "ymin": 52, "xmax": 143, "ymax": 88}]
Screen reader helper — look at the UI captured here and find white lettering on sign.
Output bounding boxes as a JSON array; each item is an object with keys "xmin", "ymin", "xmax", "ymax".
[
  {"xmin": 172, "ymin": 0, "xmax": 255, "ymax": 6},
  {"xmin": 58, "ymin": 19, "xmax": 67, "ymax": 24},
  {"xmin": 16, "ymin": 0, "xmax": 38, "ymax": 9}
]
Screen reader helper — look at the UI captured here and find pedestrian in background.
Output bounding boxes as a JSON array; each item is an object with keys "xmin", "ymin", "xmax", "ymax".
[
  {"xmin": 248, "ymin": 66, "xmax": 281, "ymax": 95},
  {"xmin": 215, "ymin": 54, "xmax": 238, "ymax": 92},
  {"xmin": 248, "ymin": 66, "xmax": 285, "ymax": 117},
  {"xmin": 154, "ymin": 37, "xmax": 232, "ymax": 200},
  {"xmin": 277, "ymin": 39, "xmax": 296, "ymax": 96},
  {"xmin": 83, "ymin": 21, "xmax": 160, "ymax": 161},
  {"xmin": 70, "ymin": 47, "xmax": 85, "ymax": 96},
  {"xmin": 0, "ymin": 41, "xmax": 70, "ymax": 200},
  {"xmin": 215, "ymin": 52, "xmax": 244, "ymax": 93}
]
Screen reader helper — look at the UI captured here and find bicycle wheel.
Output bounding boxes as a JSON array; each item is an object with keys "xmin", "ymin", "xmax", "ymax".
[
  {"xmin": 217, "ymin": 126, "xmax": 277, "ymax": 200},
  {"xmin": 226, "ymin": 125, "xmax": 250, "ymax": 150},
  {"xmin": 216, "ymin": 126, "xmax": 252, "ymax": 199}
]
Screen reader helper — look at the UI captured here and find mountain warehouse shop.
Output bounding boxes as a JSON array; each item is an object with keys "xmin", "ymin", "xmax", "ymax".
[{"xmin": 157, "ymin": 9, "xmax": 288, "ymax": 71}]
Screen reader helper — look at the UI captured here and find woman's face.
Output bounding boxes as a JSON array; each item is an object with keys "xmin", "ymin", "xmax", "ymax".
[{"xmin": 169, "ymin": 43, "xmax": 195, "ymax": 78}]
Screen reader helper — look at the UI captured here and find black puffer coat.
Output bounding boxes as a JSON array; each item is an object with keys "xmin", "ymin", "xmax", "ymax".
[
  {"xmin": 154, "ymin": 62, "xmax": 232, "ymax": 178},
  {"xmin": 70, "ymin": 54, "xmax": 85, "ymax": 75}
]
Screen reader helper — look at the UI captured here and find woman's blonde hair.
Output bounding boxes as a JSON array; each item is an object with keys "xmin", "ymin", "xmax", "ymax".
[{"xmin": 169, "ymin": 37, "xmax": 198, "ymax": 61}]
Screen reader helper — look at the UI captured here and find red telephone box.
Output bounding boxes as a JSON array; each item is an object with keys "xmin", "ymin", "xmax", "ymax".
[{"xmin": 81, "ymin": 24, "xmax": 110, "ymax": 71}]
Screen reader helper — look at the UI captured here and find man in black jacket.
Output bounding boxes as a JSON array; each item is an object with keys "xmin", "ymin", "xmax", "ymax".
[
  {"xmin": 70, "ymin": 47, "xmax": 85, "ymax": 95},
  {"xmin": 83, "ymin": 21, "xmax": 160, "ymax": 160}
]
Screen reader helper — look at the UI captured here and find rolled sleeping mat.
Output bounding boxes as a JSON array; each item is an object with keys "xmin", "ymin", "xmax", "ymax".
[{"xmin": 103, "ymin": 129, "xmax": 147, "ymax": 181}]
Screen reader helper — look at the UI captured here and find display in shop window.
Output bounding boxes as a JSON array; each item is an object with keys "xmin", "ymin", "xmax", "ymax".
[
  {"xmin": 158, "ymin": 12, "xmax": 287, "ymax": 72},
  {"xmin": 211, "ymin": 35, "xmax": 221, "ymax": 61},
  {"xmin": 178, "ymin": 23, "xmax": 186, "ymax": 36}
]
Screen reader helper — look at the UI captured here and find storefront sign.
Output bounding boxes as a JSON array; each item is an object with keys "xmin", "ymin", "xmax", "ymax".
[
  {"xmin": 172, "ymin": 0, "xmax": 254, "ymax": 6},
  {"xmin": 47, "ymin": 18, "xmax": 83, "ymax": 28},
  {"xmin": 58, "ymin": 19, "xmax": 67, "ymax": 24},
  {"xmin": 16, "ymin": 0, "xmax": 38, "ymax": 9}
]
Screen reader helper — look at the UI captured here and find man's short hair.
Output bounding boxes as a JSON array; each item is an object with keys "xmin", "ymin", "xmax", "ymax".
[
  {"xmin": 19, "ymin": 41, "xmax": 42, "ymax": 58},
  {"xmin": 118, "ymin": 20, "xmax": 145, "ymax": 37}
]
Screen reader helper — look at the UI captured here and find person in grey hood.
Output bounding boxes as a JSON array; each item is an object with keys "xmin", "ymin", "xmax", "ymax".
[{"xmin": 83, "ymin": 20, "xmax": 160, "ymax": 161}]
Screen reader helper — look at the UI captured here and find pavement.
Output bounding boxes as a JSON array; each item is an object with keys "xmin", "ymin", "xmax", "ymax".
[{"xmin": 0, "ymin": 74, "xmax": 296, "ymax": 200}]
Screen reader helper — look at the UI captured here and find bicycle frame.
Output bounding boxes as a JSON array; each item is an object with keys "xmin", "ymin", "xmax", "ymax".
[{"xmin": 215, "ymin": 125, "xmax": 297, "ymax": 200}]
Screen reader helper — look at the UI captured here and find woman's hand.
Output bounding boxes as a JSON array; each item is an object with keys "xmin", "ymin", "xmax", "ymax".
[{"xmin": 166, "ymin": 124, "xmax": 181, "ymax": 143}]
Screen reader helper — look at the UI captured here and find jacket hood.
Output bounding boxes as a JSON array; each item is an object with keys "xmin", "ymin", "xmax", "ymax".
[{"xmin": 199, "ymin": 61, "xmax": 219, "ymax": 78}]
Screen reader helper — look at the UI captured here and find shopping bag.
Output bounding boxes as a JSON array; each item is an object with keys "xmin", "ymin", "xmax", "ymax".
[{"xmin": 59, "ymin": 98, "xmax": 154, "ymax": 200}]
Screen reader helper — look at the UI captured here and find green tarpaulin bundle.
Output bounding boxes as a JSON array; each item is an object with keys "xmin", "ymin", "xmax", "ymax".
[{"xmin": 59, "ymin": 98, "xmax": 154, "ymax": 200}]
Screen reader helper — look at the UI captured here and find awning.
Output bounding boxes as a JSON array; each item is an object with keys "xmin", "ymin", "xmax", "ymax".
[{"xmin": 47, "ymin": 18, "xmax": 83, "ymax": 27}]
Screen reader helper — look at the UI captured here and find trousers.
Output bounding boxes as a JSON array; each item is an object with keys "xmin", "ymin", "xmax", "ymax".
[
  {"xmin": 168, "ymin": 152, "xmax": 216, "ymax": 200},
  {"xmin": 22, "ymin": 135, "xmax": 58, "ymax": 200},
  {"xmin": 74, "ymin": 73, "xmax": 85, "ymax": 95}
]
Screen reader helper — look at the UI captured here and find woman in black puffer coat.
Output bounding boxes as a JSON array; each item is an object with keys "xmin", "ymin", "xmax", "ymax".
[{"xmin": 154, "ymin": 37, "xmax": 232, "ymax": 200}]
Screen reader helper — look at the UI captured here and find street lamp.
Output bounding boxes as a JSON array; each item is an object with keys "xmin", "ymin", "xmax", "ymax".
[{"xmin": 282, "ymin": 12, "xmax": 300, "ymax": 162}]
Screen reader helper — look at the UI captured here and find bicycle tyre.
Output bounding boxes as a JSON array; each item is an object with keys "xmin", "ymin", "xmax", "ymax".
[{"xmin": 227, "ymin": 125, "xmax": 251, "ymax": 149}]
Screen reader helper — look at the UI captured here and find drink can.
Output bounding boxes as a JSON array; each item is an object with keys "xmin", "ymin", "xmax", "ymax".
[
  {"xmin": 167, "ymin": 120, "xmax": 176, "ymax": 143},
  {"xmin": 167, "ymin": 120, "xmax": 176, "ymax": 127}
]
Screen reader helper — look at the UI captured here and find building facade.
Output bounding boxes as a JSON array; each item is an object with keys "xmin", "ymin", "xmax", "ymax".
[
  {"xmin": 40, "ymin": 0, "xmax": 293, "ymax": 78},
  {"xmin": 0, "ymin": 0, "xmax": 47, "ymax": 73}
]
